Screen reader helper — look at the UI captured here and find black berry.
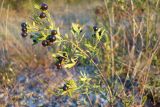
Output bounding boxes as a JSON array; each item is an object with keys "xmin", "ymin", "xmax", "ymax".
[
  {"xmin": 40, "ymin": 3, "xmax": 48, "ymax": 11},
  {"xmin": 33, "ymin": 39, "xmax": 37, "ymax": 43},
  {"xmin": 21, "ymin": 32, "xmax": 28, "ymax": 37},
  {"xmin": 125, "ymin": 80, "xmax": 132, "ymax": 90},
  {"xmin": 51, "ymin": 30, "xmax": 57, "ymax": 35},
  {"xmin": 93, "ymin": 25, "xmax": 98, "ymax": 32},
  {"xmin": 21, "ymin": 22, "xmax": 27, "ymax": 28},
  {"xmin": 42, "ymin": 40, "xmax": 50, "ymax": 47},
  {"xmin": 57, "ymin": 56, "xmax": 64, "ymax": 63},
  {"xmin": 22, "ymin": 28, "xmax": 27, "ymax": 32},
  {"xmin": 47, "ymin": 35, "xmax": 56, "ymax": 42},
  {"xmin": 63, "ymin": 84, "xmax": 68, "ymax": 91},
  {"xmin": 56, "ymin": 62, "xmax": 62, "ymax": 69},
  {"xmin": 39, "ymin": 12, "xmax": 46, "ymax": 18}
]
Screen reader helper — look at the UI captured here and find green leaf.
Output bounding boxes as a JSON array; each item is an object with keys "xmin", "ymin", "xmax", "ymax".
[
  {"xmin": 34, "ymin": 4, "xmax": 40, "ymax": 10},
  {"xmin": 71, "ymin": 23, "xmax": 81, "ymax": 34},
  {"xmin": 85, "ymin": 43, "xmax": 95, "ymax": 52},
  {"xmin": 142, "ymin": 96, "xmax": 147, "ymax": 106},
  {"xmin": 75, "ymin": 53, "xmax": 87, "ymax": 59},
  {"xmin": 64, "ymin": 61, "xmax": 77, "ymax": 69},
  {"xmin": 32, "ymin": 22, "xmax": 36, "ymax": 27},
  {"xmin": 64, "ymin": 34, "xmax": 69, "ymax": 39},
  {"xmin": 52, "ymin": 53, "xmax": 57, "ymax": 58},
  {"xmin": 61, "ymin": 91, "xmax": 68, "ymax": 95}
]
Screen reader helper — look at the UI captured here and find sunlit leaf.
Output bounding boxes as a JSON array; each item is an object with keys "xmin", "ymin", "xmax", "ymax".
[
  {"xmin": 64, "ymin": 61, "xmax": 77, "ymax": 69},
  {"xmin": 34, "ymin": 4, "xmax": 40, "ymax": 10}
]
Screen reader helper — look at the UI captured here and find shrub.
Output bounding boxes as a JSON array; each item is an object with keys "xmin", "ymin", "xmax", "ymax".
[{"xmin": 21, "ymin": 0, "xmax": 160, "ymax": 106}]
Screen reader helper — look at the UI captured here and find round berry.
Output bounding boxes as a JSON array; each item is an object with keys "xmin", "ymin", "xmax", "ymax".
[
  {"xmin": 21, "ymin": 22, "xmax": 27, "ymax": 28},
  {"xmin": 56, "ymin": 62, "xmax": 62, "ymax": 69},
  {"xmin": 39, "ymin": 12, "xmax": 46, "ymax": 18},
  {"xmin": 63, "ymin": 84, "xmax": 68, "ymax": 91},
  {"xmin": 125, "ymin": 80, "xmax": 132, "ymax": 90},
  {"xmin": 47, "ymin": 35, "xmax": 56, "ymax": 42},
  {"xmin": 33, "ymin": 39, "xmax": 37, "ymax": 43},
  {"xmin": 51, "ymin": 30, "xmax": 57, "ymax": 35},
  {"xmin": 93, "ymin": 25, "xmax": 98, "ymax": 32},
  {"xmin": 57, "ymin": 56, "xmax": 64, "ymax": 63},
  {"xmin": 22, "ymin": 28, "xmax": 27, "ymax": 32},
  {"xmin": 21, "ymin": 32, "xmax": 28, "ymax": 37},
  {"xmin": 40, "ymin": 3, "xmax": 48, "ymax": 11},
  {"xmin": 42, "ymin": 40, "xmax": 49, "ymax": 47}
]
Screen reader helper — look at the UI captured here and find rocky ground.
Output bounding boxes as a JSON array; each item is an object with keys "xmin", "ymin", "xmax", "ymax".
[
  {"xmin": 0, "ymin": 66, "xmax": 156, "ymax": 107},
  {"xmin": 0, "ymin": 65, "xmax": 110, "ymax": 107}
]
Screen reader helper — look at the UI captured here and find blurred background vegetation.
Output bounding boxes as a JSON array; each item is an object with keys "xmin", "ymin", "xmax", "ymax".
[{"xmin": 3, "ymin": 0, "xmax": 97, "ymax": 11}]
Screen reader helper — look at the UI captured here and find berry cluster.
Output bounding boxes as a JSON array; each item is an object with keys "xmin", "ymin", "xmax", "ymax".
[
  {"xmin": 42, "ymin": 30, "xmax": 57, "ymax": 47},
  {"xmin": 55, "ymin": 53, "xmax": 67, "ymax": 69},
  {"xmin": 21, "ymin": 22, "xmax": 28, "ymax": 37},
  {"xmin": 39, "ymin": 3, "xmax": 48, "ymax": 19}
]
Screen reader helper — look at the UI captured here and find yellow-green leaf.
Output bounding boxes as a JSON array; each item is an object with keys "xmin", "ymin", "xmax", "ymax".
[
  {"xmin": 34, "ymin": 4, "xmax": 40, "ymax": 9},
  {"xmin": 64, "ymin": 61, "xmax": 77, "ymax": 69}
]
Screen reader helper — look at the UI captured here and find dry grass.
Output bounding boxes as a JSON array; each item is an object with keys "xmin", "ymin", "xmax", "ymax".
[{"xmin": 0, "ymin": 1, "xmax": 51, "ymax": 86}]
